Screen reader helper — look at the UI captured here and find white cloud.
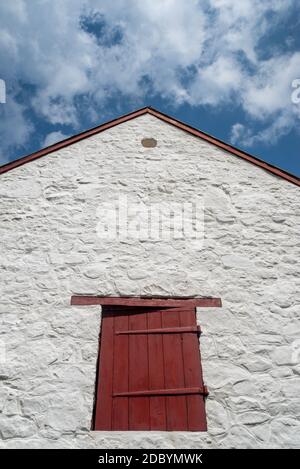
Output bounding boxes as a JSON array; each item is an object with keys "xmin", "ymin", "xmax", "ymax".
[
  {"xmin": 230, "ymin": 123, "xmax": 249, "ymax": 146},
  {"xmin": 230, "ymin": 52, "xmax": 300, "ymax": 146},
  {"xmin": 242, "ymin": 53, "xmax": 300, "ymax": 118},
  {"xmin": 188, "ymin": 56, "xmax": 244, "ymax": 106},
  {"xmin": 0, "ymin": 0, "xmax": 299, "ymax": 160},
  {"xmin": 230, "ymin": 112, "xmax": 298, "ymax": 147},
  {"xmin": 0, "ymin": 94, "xmax": 33, "ymax": 164},
  {"xmin": 43, "ymin": 131, "xmax": 70, "ymax": 147}
]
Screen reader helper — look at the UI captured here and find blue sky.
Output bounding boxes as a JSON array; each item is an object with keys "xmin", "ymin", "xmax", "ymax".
[{"xmin": 0, "ymin": 1, "xmax": 300, "ymax": 176}]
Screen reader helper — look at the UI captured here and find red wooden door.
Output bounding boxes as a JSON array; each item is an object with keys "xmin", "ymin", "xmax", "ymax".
[{"xmin": 93, "ymin": 305, "xmax": 207, "ymax": 431}]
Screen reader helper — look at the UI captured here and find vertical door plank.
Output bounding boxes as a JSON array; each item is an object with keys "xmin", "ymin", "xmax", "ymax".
[
  {"xmin": 162, "ymin": 308, "xmax": 188, "ymax": 431},
  {"xmin": 112, "ymin": 312, "xmax": 129, "ymax": 430},
  {"xmin": 94, "ymin": 309, "xmax": 114, "ymax": 430},
  {"xmin": 180, "ymin": 308, "xmax": 207, "ymax": 431},
  {"xmin": 148, "ymin": 309, "xmax": 167, "ymax": 430},
  {"xmin": 129, "ymin": 309, "xmax": 150, "ymax": 430}
]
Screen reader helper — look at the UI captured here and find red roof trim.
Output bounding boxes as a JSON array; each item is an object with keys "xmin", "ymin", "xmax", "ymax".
[
  {"xmin": 71, "ymin": 295, "xmax": 222, "ymax": 308},
  {"xmin": 0, "ymin": 106, "xmax": 299, "ymax": 186}
]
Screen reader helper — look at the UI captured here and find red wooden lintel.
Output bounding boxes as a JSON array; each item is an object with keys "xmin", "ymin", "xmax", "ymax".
[
  {"xmin": 115, "ymin": 326, "xmax": 201, "ymax": 335},
  {"xmin": 70, "ymin": 296, "xmax": 222, "ymax": 308},
  {"xmin": 113, "ymin": 386, "xmax": 209, "ymax": 398}
]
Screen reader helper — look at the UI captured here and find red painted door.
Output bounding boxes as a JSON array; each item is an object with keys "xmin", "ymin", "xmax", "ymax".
[{"xmin": 94, "ymin": 305, "xmax": 207, "ymax": 431}]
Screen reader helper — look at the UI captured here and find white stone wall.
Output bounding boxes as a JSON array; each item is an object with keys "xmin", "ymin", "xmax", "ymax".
[{"xmin": 0, "ymin": 114, "xmax": 299, "ymax": 448}]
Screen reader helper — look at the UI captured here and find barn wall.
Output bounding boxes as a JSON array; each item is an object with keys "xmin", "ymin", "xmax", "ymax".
[{"xmin": 0, "ymin": 114, "xmax": 299, "ymax": 448}]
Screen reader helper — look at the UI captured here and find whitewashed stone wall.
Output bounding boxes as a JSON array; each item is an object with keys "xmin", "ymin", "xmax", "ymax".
[{"xmin": 0, "ymin": 114, "xmax": 299, "ymax": 448}]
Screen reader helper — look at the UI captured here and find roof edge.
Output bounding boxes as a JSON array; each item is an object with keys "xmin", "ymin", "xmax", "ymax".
[{"xmin": 0, "ymin": 106, "xmax": 299, "ymax": 186}]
